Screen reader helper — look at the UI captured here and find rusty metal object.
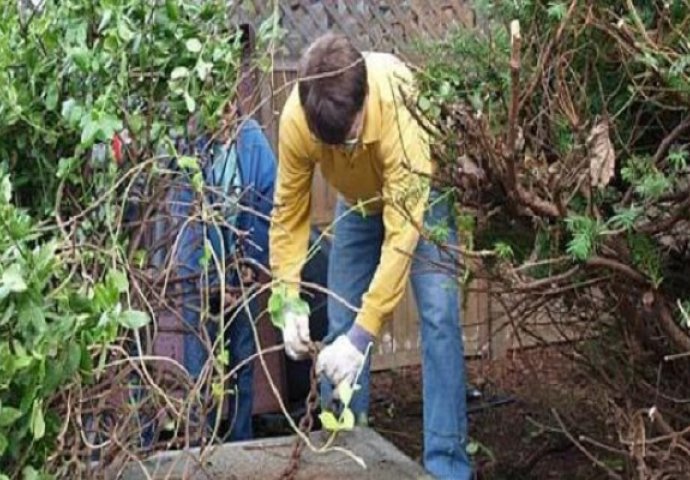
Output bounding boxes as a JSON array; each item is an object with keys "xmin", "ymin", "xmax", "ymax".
[{"xmin": 279, "ymin": 343, "xmax": 321, "ymax": 480}]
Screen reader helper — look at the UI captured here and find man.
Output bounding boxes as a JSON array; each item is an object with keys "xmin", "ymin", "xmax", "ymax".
[
  {"xmin": 269, "ymin": 33, "xmax": 472, "ymax": 479},
  {"xmin": 115, "ymin": 102, "xmax": 277, "ymax": 443},
  {"xmin": 186, "ymin": 104, "xmax": 277, "ymax": 442}
]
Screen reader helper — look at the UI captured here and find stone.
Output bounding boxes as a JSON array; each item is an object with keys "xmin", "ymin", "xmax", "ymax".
[{"xmin": 119, "ymin": 427, "xmax": 431, "ymax": 480}]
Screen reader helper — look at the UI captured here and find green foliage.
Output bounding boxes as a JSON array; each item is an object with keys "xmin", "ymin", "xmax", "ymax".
[
  {"xmin": 0, "ymin": 174, "xmax": 148, "ymax": 474},
  {"xmin": 427, "ymin": 220, "xmax": 450, "ymax": 244},
  {"xmin": 319, "ymin": 383, "xmax": 357, "ymax": 432},
  {"xmin": 677, "ymin": 299, "xmax": 690, "ymax": 329},
  {"xmin": 493, "ymin": 241, "xmax": 514, "ymax": 260},
  {"xmin": 607, "ymin": 206, "xmax": 642, "ymax": 231},
  {"xmin": 553, "ymin": 115, "xmax": 574, "ymax": 155},
  {"xmin": 565, "ymin": 215, "xmax": 601, "ymax": 261},
  {"xmin": 268, "ymin": 284, "xmax": 310, "ymax": 330},
  {"xmin": 628, "ymin": 232, "xmax": 663, "ymax": 287},
  {"xmin": 621, "ymin": 155, "xmax": 674, "ymax": 201},
  {"xmin": 0, "ymin": 1, "xmax": 284, "ymax": 475},
  {"xmin": 667, "ymin": 148, "xmax": 688, "ymax": 172},
  {"xmin": 415, "ymin": 21, "xmax": 511, "ymax": 124},
  {"xmin": 0, "ymin": 0, "xmax": 280, "ymax": 215},
  {"xmin": 547, "ymin": 2, "xmax": 568, "ymax": 21}
]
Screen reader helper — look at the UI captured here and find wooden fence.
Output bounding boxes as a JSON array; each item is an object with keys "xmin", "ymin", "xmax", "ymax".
[{"xmin": 235, "ymin": 0, "xmax": 474, "ymax": 59}]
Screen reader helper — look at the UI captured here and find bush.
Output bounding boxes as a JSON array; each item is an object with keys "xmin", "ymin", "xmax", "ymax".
[
  {"xmin": 416, "ymin": 1, "xmax": 690, "ymax": 477},
  {"xmin": 0, "ymin": 1, "xmax": 281, "ymax": 477}
]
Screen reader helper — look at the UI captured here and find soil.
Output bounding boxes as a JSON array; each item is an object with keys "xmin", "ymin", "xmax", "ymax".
[{"xmin": 369, "ymin": 345, "xmax": 610, "ymax": 480}]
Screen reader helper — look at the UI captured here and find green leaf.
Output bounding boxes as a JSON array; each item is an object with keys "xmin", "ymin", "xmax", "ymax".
[
  {"xmin": 11, "ymin": 341, "xmax": 32, "ymax": 370},
  {"xmin": 171, "ymin": 66, "xmax": 190, "ymax": 80},
  {"xmin": 165, "ymin": 0, "xmax": 180, "ymax": 20},
  {"xmin": 108, "ymin": 270, "xmax": 129, "ymax": 293},
  {"xmin": 0, "ymin": 406, "xmax": 22, "ymax": 427},
  {"xmin": 186, "ymin": 38, "xmax": 203, "ymax": 53},
  {"xmin": 211, "ymin": 381, "xmax": 224, "ymax": 400},
  {"xmin": 118, "ymin": 310, "xmax": 150, "ymax": 330},
  {"xmin": 65, "ymin": 341, "xmax": 82, "ymax": 377},
  {"xmin": 96, "ymin": 114, "xmax": 123, "ymax": 142},
  {"xmin": 268, "ymin": 287, "xmax": 286, "ymax": 329},
  {"xmin": 668, "ymin": 149, "xmax": 688, "ymax": 171},
  {"xmin": 418, "ymin": 96, "xmax": 431, "ymax": 112},
  {"xmin": 61, "ymin": 99, "xmax": 83, "ymax": 127},
  {"xmin": 547, "ymin": 2, "xmax": 567, "ymax": 21},
  {"xmin": 198, "ymin": 242, "xmax": 212, "ymax": 267},
  {"xmin": 80, "ymin": 118, "xmax": 99, "ymax": 146},
  {"xmin": 21, "ymin": 302, "xmax": 47, "ymax": 333},
  {"xmin": 117, "ymin": 19, "xmax": 135, "ymax": 43},
  {"xmin": 184, "ymin": 91, "xmax": 196, "ymax": 113},
  {"xmin": 0, "ymin": 433, "xmax": 7, "ymax": 457},
  {"xmin": 565, "ymin": 215, "xmax": 599, "ymax": 261},
  {"xmin": 607, "ymin": 206, "xmax": 642, "ymax": 230},
  {"xmin": 678, "ymin": 300, "xmax": 690, "ymax": 329},
  {"xmin": 177, "ymin": 155, "xmax": 199, "ymax": 171},
  {"xmin": 30, "ymin": 400, "xmax": 45, "ymax": 440},
  {"xmin": 340, "ymin": 408, "xmax": 355, "ymax": 430},
  {"xmin": 98, "ymin": 9, "xmax": 114, "ymax": 32},
  {"xmin": 2, "ymin": 265, "xmax": 27, "ymax": 293},
  {"xmin": 0, "ymin": 302, "xmax": 15, "ymax": 327},
  {"xmin": 319, "ymin": 411, "xmax": 341, "ymax": 431},
  {"xmin": 196, "ymin": 60, "xmax": 213, "ymax": 81},
  {"xmin": 69, "ymin": 47, "xmax": 91, "ymax": 71},
  {"xmin": 494, "ymin": 242, "xmax": 514, "ymax": 260},
  {"xmin": 466, "ymin": 440, "xmax": 480, "ymax": 456},
  {"xmin": 22, "ymin": 466, "xmax": 39, "ymax": 480},
  {"xmin": 45, "ymin": 84, "xmax": 59, "ymax": 111},
  {"xmin": 191, "ymin": 171, "xmax": 204, "ymax": 192},
  {"xmin": 268, "ymin": 290, "xmax": 284, "ymax": 316},
  {"xmin": 133, "ymin": 250, "xmax": 148, "ymax": 269},
  {"xmin": 636, "ymin": 171, "xmax": 671, "ymax": 200},
  {"xmin": 337, "ymin": 382, "xmax": 354, "ymax": 407},
  {"xmin": 218, "ymin": 350, "xmax": 229, "ymax": 366},
  {"xmin": 1, "ymin": 175, "xmax": 12, "ymax": 203}
]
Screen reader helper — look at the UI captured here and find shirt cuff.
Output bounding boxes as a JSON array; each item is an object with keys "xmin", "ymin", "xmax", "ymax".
[{"xmin": 346, "ymin": 323, "xmax": 375, "ymax": 354}]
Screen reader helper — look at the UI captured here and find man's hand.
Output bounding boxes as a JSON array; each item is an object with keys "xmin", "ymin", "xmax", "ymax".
[
  {"xmin": 283, "ymin": 308, "xmax": 311, "ymax": 360},
  {"xmin": 316, "ymin": 325, "xmax": 373, "ymax": 388}
]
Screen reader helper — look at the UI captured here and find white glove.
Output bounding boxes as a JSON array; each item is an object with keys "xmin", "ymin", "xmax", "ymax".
[
  {"xmin": 316, "ymin": 334, "xmax": 365, "ymax": 389},
  {"xmin": 283, "ymin": 308, "xmax": 311, "ymax": 360}
]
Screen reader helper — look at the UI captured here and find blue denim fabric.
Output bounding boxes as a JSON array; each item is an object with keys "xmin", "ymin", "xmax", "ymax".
[
  {"xmin": 180, "ymin": 119, "xmax": 276, "ymax": 442},
  {"xmin": 321, "ymin": 192, "xmax": 472, "ymax": 480},
  {"xmin": 224, "ymin": 301, "xmax": 256, "ymax": 441}
]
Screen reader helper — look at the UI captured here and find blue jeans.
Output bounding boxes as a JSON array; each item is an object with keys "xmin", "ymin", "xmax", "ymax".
[
  {"xmin": 321, "ymin": 192, "xmax": 472, "ymax": 479},
  {"xmin": 224, "ymin": 301, "xmax": 255, "ymax": 441},
  {"xmin": 185, "ymin": 295, "xmax": 255, "ymax": 442}
]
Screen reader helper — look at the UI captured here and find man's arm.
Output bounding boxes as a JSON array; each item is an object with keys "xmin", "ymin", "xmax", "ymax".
[
  {"xmin": 355, "ymin": 84, "xmax": 432, "ymax": 338},
  {"xmin": 269, "ymin": 116, "xmax": 314, "ymax": 296}
]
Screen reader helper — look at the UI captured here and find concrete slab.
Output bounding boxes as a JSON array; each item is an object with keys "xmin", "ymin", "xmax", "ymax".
[{"xmin": 119, "ymin": 427, "xmax": 431, "ymax": 480}]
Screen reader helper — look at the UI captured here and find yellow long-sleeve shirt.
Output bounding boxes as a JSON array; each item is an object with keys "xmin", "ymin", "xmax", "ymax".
[{"xmin": 269, "ymin": 52, "xmax": 431, "ymax": 337}]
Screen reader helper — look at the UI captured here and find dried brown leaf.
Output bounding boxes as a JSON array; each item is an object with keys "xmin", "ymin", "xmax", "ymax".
[{"xmin": 588, "ymin": 119, "xmax": 616, "ymax": 188}]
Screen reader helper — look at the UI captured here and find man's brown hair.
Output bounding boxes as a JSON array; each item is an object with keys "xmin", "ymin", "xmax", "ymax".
[{"xmin": 298, "ymin": 33, "xmax": 367, "ymax": 145}]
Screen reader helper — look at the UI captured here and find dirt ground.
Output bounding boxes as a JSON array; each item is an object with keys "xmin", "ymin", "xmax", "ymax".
[{"xmin": 369, "ymin": 345, "xmax": 609, "ymax": 480}]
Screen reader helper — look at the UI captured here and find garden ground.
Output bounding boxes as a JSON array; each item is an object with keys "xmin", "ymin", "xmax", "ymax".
[{"xmin": 370, "ymin": 345, "xmax": 608, "ymax": 480}]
